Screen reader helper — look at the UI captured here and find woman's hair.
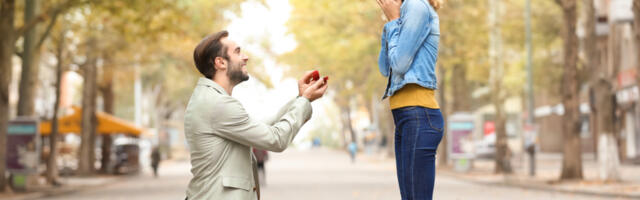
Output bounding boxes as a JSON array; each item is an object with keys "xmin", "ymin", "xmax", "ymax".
[{"xmin": 428, "ymin": 0, "xmax": 443, "ymax": 10}]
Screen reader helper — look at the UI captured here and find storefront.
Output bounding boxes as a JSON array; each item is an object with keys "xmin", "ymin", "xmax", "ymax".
[{"xmin": 617, "ymin": 81, "xmax": 640, "ymax": 163}]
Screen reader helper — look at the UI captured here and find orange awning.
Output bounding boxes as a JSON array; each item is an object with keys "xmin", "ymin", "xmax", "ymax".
[{"xmin": 40, "ymin": 106, "xmax": 144, "ymax": 137}]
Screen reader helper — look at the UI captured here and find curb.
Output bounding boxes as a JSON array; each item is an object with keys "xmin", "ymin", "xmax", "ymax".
[{"xmin": 439, "ymin": 170, "xmax": 640, "ymax": 199}]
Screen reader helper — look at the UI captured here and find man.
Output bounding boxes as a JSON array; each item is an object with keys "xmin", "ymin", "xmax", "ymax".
[
  {"xmin": 184, "ymin": 30, "xmax": 328, "ymax": 200},
  {"xmin": 150, "ymin": 146, "xmax": 161, "ymax": 178}
]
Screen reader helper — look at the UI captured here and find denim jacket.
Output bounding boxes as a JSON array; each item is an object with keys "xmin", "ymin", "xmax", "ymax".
[{"xmin": 378, "ymin": 0, "xmax": 440, "ymax": 99}]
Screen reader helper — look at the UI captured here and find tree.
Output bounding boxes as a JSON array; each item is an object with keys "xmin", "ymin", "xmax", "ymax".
[
  {"xmin": 17, "ymin": 0, "xmax": 94, "ymax": 117},
  {"xmin": 554, "ymin": 0, "xmax": 583, "ymax": 180},
  {"xmin": 46, "ymin": 25, "xmax": 67, "ymax": 184},
  {"xmin": 634, "ymin": 0, "xmax": 640, "ymax": 88},
  {"xmin": 2, "ymin": 0, "xmax": 94, "ymax": 188},
  {"xmin": 283, "ymin": 0, "xmax": 387, "ymax": 149},
  {"xmin": 489, "ymin": 0, "xmax": 513, "ymax": 174},
  {"xmin": 77, "ymin": 37, "xmax": 99, "ymax": 175},
  {"xmin": 583, "ymin": 0, "xmax": 620, "ymax": 182},
  {"xmin": 437, "ymin": 0, "xmax": 493, "ymax": 167},
  {"xmin": 0, "ymin": 0, "xmax": 17, "ymax": 192},
  {"xmin": 17, "ymin": 0, "xmax": 59, "ymax": 117}
]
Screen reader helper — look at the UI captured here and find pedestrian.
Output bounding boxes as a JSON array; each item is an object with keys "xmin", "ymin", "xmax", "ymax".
[
  {"xmin": 348, "ymin": 142, "xmax": 357, "ymax": 163},
  {"xmin": 184, "ymin": 30, "xmax": 329, "ymax": 200},
  {"xmin": 151, "ymin": 146, "xmax": 161, "ymax": 178},
  {"xmin": 376, "ymin": 0, "xmax": 445, "ymax": 199},
  {"xmin": 252, "ymin": 148, "xmax": 268, "ymax": 186}
]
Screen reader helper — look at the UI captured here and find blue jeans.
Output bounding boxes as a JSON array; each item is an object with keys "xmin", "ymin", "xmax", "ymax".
[{"xmin": 392, "ymin": 106, "xmax": 444, "ymax": 200}]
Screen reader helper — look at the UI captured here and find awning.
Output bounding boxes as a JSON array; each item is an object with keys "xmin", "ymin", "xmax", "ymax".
[{"xmin": 40, "ymin": 106, "xmax": 144, "ymax": 137}]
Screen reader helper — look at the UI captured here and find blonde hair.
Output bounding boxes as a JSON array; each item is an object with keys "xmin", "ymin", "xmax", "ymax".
[{"xmin": 428, "ymin": 0, "xmax": 443, "ymax": 11}]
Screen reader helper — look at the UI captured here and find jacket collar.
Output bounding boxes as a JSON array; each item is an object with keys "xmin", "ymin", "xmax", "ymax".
[{"xmin": 197, "ymin": 77, "xmax": 229, "ymax": 96}]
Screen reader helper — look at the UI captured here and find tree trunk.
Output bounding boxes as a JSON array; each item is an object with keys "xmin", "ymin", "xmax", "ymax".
[
  {"xmin": 379, "ymin": 101, "xmax": 395, "ymax": 157},
  {"xmin": 556, "ymin": 0, "xmax": 583, "ymax": 180},
  {"xmin": 437, "ymin": 64, "xmax": 448, "ymax": 166},
  {"xmin": 99, "ymin": 64, "xmax": 114, "ymax": 173},
  {"xmin": 345, "ymin": 107, "xmax": 357, "ymax": 144},
  {"xmin": 634, "ymin": 0, "xmax": 640, "ymax": 91},
  {"xmin": 451, "ymin": 64, "xmax": 471, "ymax": 112},
  {"xmin": 594, "ymin": 82, "xmax": 620, "ymax": 181},
  {"xmin": 489, "ymin": 0, "xmax": 512, "ymax": 174},
  {"xmin": 339, "ymin": 103, "xmax": 357, "ymax": 149},
  {"xmin": 592, "ymin": 17, "xmax": 622, "ymax": 181},
  {"xmin": 585, "ymin": 0, "xmax": 601, "ymax": 161},
  {"xmin": 0, "ymin": 0, "xmax": 17, "ymax": 192},
  {"xmin": 17, "ymin": 0, "xmax": 41, "ymax": 117},
  {"xmin": 78, "ymin": 38, "xmax": 98, "ymax": 175},
  {"xmin": 46, "ymin": 27, "xmax": 66, "ymax": 185}
]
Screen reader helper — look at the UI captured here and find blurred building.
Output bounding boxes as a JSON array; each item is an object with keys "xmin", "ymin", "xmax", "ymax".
[
  {"xmin": 606, "ymin": 0, "xmax": 640, "ymax": 163},
  {"xmin": 534, "ymin": 0, "xmax": 639, "ymax": 164}
]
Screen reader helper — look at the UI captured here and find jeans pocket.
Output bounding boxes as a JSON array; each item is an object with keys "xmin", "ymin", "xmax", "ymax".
[
  {"xmin": 424, "ymin": 108, "xmax": 444, "ymax": 132},
  {"xmin": 416, "ymin": 108, "xmax": 443, "ymax": 150},
  {"xmin": 416, "ymin": 123, "xmax": 442, "ymax": 150}
]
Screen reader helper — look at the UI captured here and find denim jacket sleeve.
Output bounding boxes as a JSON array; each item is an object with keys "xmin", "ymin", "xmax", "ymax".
[
  {"xmin": 381, "ymin": 0, "xmax": 432, "ymax": 76},
  {"xmin": 378, "ymin": 27, "xmax": 390, "ymax": 77}
]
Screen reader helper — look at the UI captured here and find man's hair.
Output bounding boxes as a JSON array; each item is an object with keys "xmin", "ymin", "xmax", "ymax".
[{"xmin": 193, "ymin": 31, "xmax": 230, "ymax": 79}]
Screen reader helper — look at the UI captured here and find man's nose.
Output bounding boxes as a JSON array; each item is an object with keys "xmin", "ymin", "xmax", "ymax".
[{"xmin": 242, "ymin": 54, "xmax": 249, "ymax": 62}]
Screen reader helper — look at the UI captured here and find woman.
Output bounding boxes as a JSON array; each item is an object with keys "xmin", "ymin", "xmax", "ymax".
[{"xmin": 376, "ymin": 0, "xmax": 443, "ymax": 199}]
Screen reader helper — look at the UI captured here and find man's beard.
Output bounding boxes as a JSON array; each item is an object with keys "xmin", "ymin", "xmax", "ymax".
[{"xmin": 227, "ymin": 60, "xmax": 249, "ymax": 84}]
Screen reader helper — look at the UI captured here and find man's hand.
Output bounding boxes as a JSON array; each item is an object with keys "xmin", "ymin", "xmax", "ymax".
[
  {"xmin": 376, "ymin": 0, "xmax": 401, "ymax": 21},
  {"xmin": 298, "ymin": 70, "xmax": 316, "ymax": 97},
  {"xmin": 298, "ymin": 71, "xmax": 329, "ymax": 102}
]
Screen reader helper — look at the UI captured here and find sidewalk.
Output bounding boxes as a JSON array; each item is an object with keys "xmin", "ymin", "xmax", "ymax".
[
  {"xmin": 0, "ymin": 175, "xmax": 124, "ymax": 200},
  {"xmin": 439, "ymin": 153, "xmax": 640, "ymax": 199}
]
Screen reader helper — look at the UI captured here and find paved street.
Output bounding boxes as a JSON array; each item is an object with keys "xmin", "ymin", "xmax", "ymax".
[{"xmin": 35, "ymin": 148, "xmax": 632, "ymax": 200}]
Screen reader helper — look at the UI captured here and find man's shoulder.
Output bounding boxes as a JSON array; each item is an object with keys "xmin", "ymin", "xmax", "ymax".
[{"xmin": 190, "ymin": 85, "xmax": 244, "ymax": 112}]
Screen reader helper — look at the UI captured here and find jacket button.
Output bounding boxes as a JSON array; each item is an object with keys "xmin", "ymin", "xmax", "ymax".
[{"xmin": 253, "ymin": 187, "xmax": 256, "ymax": 191}]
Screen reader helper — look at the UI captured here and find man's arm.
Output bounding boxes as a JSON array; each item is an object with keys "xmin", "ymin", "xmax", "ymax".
[
  {"xmin": 212, "ymin": 96, "xmax": 312, "ymax": 152},
  {"xmin": 262, "ymin": 98, "xmax": 297, "ymax": 126}
]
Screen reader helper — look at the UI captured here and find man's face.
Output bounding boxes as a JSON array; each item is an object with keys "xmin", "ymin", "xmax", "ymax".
[{"xmin": 221, "ymin": 38, "xmax": 249, "ymax": 84}]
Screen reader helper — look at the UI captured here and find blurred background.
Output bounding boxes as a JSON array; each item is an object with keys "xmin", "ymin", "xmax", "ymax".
[{"xmin": 0, "ymin": 0, "xmax": 639, "ymax": 199}]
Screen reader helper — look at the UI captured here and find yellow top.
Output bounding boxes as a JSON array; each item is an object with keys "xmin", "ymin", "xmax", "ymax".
[{"xmin": 389, "ymin": 84, "xmax": 440, "ymax": 110}]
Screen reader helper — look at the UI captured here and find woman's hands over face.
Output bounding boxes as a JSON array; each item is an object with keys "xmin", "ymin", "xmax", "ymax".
[{"xmin": 376, "ymin": 0, "xmax": 401, "ymax": 21}]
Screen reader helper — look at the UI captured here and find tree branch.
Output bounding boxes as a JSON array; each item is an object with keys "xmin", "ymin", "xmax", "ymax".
[
  {"xmin": 16, "ymin": 0, "xmax": 93, "ymax": 36},
  {"xmin": 36, "ymin": 10, "xmax": 59, "ymax": 48},
  {"xmin": 554, "ymin": 0, "xmax": 563, "ymax": 7}
]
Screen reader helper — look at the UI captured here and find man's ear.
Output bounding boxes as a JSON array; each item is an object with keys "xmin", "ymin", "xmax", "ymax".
[{"xmin": 213, "ymin": 57, "xmax": 227, "ymax": 71}]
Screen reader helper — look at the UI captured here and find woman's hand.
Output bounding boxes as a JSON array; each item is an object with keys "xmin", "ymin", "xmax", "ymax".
[{"xmin": 376, "ymin": 0, "xmax": 401, "ymax": 21}]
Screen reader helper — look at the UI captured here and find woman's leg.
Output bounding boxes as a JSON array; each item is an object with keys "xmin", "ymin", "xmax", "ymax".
[
  {"xmin": 392, "ymin": 108, "xmax": 405, "ymax": 199},
  {"xmin": 393, "ymin": 107, "xmax": 419, "ymax": 200},
  {"xmin": 412, "ymin": 107, "xmax": 444, "ymax": 200}
]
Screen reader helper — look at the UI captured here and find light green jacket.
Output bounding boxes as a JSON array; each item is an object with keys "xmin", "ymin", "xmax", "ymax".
[{"xmin": 184, "ymin": 78, "xmax": 312, "ymax": 200}]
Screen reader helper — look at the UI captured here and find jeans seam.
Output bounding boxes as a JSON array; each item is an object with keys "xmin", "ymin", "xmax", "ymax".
[
  {"xmin": 398, "ymin": 127, "xmax": 405, "ymax": 199},
  {"xmin": 411, "ymin": 108, "xmax": 420, "ymax": 200},
  {"xmin": 394, "ymin": 113, "xmax": 405, "ymax": 199}
]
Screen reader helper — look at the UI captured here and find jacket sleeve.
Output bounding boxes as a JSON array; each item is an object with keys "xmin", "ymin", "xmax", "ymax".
[
  {"xmin": 211, "ymin": 96, "xmax": 312, "ymax": 152},
  {"xmin": 378, "ymin": 27, "xmax": 390, "ymax": 77},
  {"xmin": 384, "ymin": 0, "xmax": 432, "ymax": 76},
  {"xmin": 262, "ymin": 98, "xmax": 297, "ymax": 126}
]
